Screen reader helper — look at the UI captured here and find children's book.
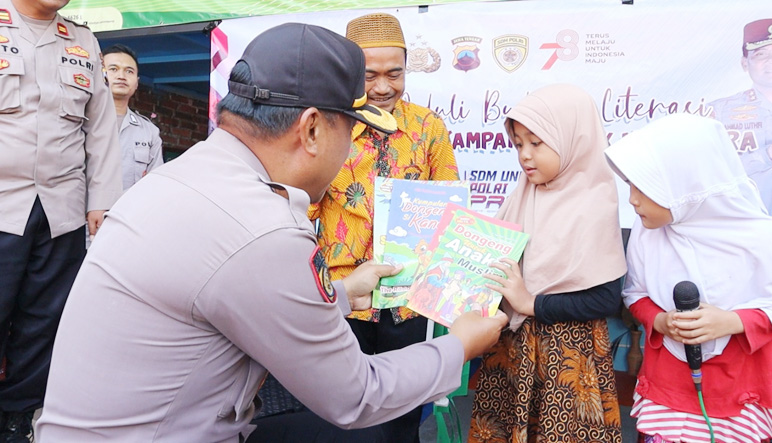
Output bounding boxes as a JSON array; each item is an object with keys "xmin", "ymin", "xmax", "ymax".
[
  {"xmin": 374, "ymin": 179, "xmax": 469, "ymax": 309},
  {"xmin": 405, "ymin": 203, "xmax": 530, "ymax": 327},
  {"xmin": 372, "ymin": 177, "xmax": 394, "ymax": 266},
  {"xmin": 371, "ymin": 177, "xmax": 395, "ymax": 308}
]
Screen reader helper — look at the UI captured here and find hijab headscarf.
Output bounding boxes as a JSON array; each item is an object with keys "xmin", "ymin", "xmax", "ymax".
[
  {"xmin": 497, "ymin": 84, "xmax": 627, "ymax": 328},
  {"xmin": 605, "ymin": 113, "xmax": 772, "ymax": 362}
]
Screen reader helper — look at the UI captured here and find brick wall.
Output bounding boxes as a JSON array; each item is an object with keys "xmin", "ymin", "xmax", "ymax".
[{"xmin": 130, "ymin": 84, "xmax": 209, "ymax": 161}]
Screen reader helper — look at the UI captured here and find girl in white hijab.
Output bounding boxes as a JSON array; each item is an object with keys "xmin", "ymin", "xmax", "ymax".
[
  {"xmin": 469, "ymin": 84, "xmax": 627, "ymax": 443},
  {"xmin": 605, "ymin": 113, "xmax": 772, "ymax": 443}
]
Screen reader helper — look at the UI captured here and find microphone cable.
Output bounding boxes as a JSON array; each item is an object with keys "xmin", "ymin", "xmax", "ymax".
[
  {"xmin": 696, "ymin": 388, "xmax": 715, "ymax": 443},
  {"xmin": 691, "ymin": 363, "xmax": 714, "ymax": 442}
]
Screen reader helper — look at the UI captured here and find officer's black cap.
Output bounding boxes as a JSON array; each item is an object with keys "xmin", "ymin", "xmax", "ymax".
[{"xmin": 228, "ymin": 23, "xmax": 397, "ymax": 134}]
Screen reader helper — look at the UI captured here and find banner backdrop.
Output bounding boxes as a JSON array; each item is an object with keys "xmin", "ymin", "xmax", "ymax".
[
  {"xmin": 210, "ymin": 0, "xmax": 770, "ymax": 224},
  {"xmin": 60, "ymin": 0, "xmax": 486, "ymax": 32}
]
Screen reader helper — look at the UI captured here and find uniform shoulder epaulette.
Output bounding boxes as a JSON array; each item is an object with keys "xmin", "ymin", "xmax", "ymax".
[
  {"xmin": 708, "ymin": 89, "xmax": 747, "ymax": 107},
  {"xmin": 742, "ymin": 89, "xmax": 757, "ymax": 101},
  {"xmin": 135, "ymin": 112, "xmax": 154, "ymax": 124},
  {"xmin": 133, "ymin": 112, "xmax": 161, "ymax": 132}
]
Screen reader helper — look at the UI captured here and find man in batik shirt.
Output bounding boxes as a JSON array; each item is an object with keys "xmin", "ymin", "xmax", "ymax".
[{"xmin": 308, "ymin": 12, "xmax": 458, "ymax": 443}]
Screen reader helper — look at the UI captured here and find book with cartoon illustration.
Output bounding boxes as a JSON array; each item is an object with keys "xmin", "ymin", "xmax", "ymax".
[
  {"xmin": 371, "ymin": 177, "xmax": 395, "ymax": 308},
  {"xmin": 405, "ymin": 203, "xmax": 530, "ymax": 327},
  {"xmin": 375, "ymin": 179, "xmax": 470, "ymax": 308}
]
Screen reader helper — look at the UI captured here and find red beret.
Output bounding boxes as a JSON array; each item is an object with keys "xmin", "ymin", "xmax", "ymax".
[{"xmin": 743, "ymin": 18, "xmax": 772, "ymax": 56}]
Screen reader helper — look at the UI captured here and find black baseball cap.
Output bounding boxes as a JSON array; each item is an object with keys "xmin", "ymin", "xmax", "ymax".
[{"xmin": 228, "ymin": 23, "xmax": 397, "ymax": 134}]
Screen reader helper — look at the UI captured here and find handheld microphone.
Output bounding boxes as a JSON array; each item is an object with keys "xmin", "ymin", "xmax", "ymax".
[{"xmin": 673, "ymin": 280, "xmax": 702, "ymax": 391}]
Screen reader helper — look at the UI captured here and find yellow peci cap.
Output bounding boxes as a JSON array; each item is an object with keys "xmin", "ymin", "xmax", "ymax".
[{"xmin": 346, "ymin": 13, "xmax": 406, "ymax": 50}]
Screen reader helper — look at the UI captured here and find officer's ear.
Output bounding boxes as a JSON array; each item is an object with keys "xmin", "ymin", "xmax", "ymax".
[
  {"xmin": 741, "ymin": 55, "xmax": 750, "ymax": 72},
  {"xmin": 297, "ymin": 107, "xmax": 323, "ymax": 157}
]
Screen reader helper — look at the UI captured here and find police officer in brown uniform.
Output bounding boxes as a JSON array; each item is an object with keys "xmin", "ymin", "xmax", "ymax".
[
  {"xmin": 709, "ymin": 18, "xmax": 772, "ymax": 211},
  {"xmin": 0, "ymin": 0, "xmax": 122, "ymax": 440},
  {"xmin": 36, "ymin": 23, "xmax": 507, "ymax": 442},
  {"xmin": 103, "ymin": 44, "xmax": 164, "ymax": 191}
]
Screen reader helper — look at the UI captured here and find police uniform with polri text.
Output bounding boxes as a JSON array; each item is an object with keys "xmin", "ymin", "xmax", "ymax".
[
  {"xmin": 0, "ymin": 0, "xmax": 122, "ymax": 428},
  {"xmin": 120, "ymin": 108, "xmax": 163, "ymax": 190}
]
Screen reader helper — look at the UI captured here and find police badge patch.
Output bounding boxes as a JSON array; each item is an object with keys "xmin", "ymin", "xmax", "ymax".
[
  {"xmin": 309, "ymin": 246, "xmax": 336, "ymax": 304},
  {"xmin": 73, "ymin": 73, "xmax": 90, "ymax": 88},
  {"xmin": 66, "ymin": 46, "xmax": 90, "ymax": 58}
]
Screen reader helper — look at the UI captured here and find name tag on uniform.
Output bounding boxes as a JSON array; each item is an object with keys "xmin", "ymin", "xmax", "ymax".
[{"xmin": 309, "ymin": 246, "xmax": 336, "ymax": 304}]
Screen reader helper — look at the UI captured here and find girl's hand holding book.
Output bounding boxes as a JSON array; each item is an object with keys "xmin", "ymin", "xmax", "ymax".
[{"xmin": 485, "ymin": 258, "xmax": 535, "ymax": 316}]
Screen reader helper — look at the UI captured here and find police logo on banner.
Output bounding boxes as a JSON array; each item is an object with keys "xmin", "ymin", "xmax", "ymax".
[
  {"xmin": 407, "ymin": 38, "xmax": 441, "ymax": 73},
  {"xmin": 309, "ymin": 246, "xmax": 336, "ymax": 304},
  {"xmin": 451, "ymin": 36, "xmax": 482, "ymax": 72},
  {"xmin": 493, "ymin": 34, "xmax": 528, "ymax": 73}
]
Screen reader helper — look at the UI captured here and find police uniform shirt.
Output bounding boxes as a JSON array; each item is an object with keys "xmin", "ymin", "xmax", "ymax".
[
  {"xmin": 0, "ymin": 0, "xmax": 122, "ymax": 238},
  {"xmin": 37, "ymin": 128, "xmax": 465, "ymax": 442},
  {"xmin": 119, "ymin": 108, "xmax": 163, "ymax": 190},
  {"xmin": 709, "ymin": 87, "xmax": 772, "ymax": 210}
]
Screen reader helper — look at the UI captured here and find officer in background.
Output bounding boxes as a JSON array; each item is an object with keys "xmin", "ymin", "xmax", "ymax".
[
  {"xmin": 0, "ymin": 0, "xmax": 122, "ymax": 441},
  {"xmin": 103, "ymin": 44, "xmax": 164, "ymax": 191},
  {"xmin": 36, "ymin": 23, "xmax": 507, "ymax": 442},
  {"xmin": 709, "ymin": 18, "xmax": 772, "ymax": 211}
]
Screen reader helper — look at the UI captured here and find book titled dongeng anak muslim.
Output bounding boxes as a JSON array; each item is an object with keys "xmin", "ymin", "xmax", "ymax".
[
  {"xmin": 375, "ymin": 179, "xmax": 469, "ymax": 309},
  {"xmin": 405, "ymin": 203, "xmax": 530, "ymax": 327}
]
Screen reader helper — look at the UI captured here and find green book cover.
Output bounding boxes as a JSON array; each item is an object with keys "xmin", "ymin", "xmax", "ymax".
[{"xmin": 405, "ymin": 203, "xmax": 530, "ymax": 327}]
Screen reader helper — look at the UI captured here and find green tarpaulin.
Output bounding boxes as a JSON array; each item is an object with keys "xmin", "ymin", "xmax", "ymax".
[{"xmin": 60, "ymin": 0, "xmax": 484, "ymax": 31}]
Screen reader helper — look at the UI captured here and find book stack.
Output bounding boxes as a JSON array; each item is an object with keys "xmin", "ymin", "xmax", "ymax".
[{"xmin": 374, "ymin": 179, "xmax": 530, "ymax": 327}]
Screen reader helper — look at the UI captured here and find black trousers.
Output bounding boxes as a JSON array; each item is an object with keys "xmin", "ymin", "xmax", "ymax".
[
  {"xmin": 248, "ymin": 314, "xmax": 429, "ymax": 443},
  {"xmin": 0, "ymin": 197, "xmax": 85, "ymax": 412}
]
